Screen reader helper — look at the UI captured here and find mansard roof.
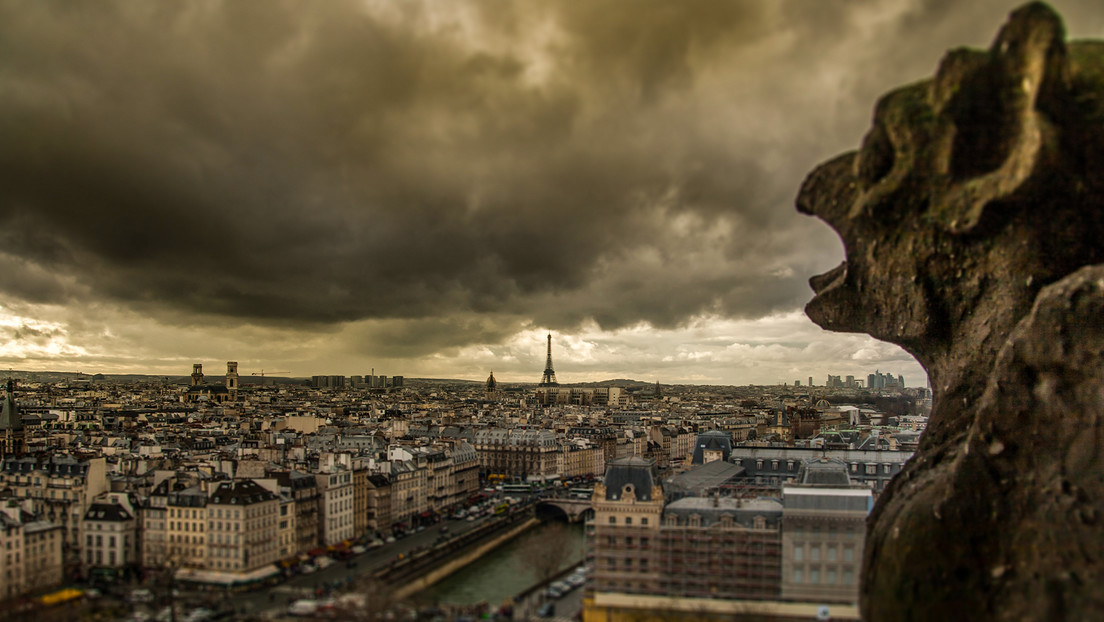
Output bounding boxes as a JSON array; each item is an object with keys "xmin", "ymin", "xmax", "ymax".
[
  {"xmin": 603, "ymin": 457, "xmax": 660, "ymax": 501},
  {"xmin": 84, "ymin": 502, "xmax": 133, "ymax": 522},
  {"xmin": 209, "ymin": 479, "xmax": 277, "ymax": 506}
]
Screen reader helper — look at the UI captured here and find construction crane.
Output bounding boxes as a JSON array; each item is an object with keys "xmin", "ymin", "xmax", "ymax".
[
  {"xmin": 251, "ymin": 370, "xmax": 290, "ymax": 377},
  {"xmin": 251, "ymin": 370, "xmax": 289, "ymax": 386}
]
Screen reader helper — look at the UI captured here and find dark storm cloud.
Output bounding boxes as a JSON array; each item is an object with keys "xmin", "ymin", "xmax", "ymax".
[{"xmin": 0, "ymin": 0, "xmax": 1098, "ymax": 356}]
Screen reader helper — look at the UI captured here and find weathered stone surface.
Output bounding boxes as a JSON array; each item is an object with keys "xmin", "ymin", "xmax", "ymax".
[{"xmin": 797, "ymin": 3, "xmax": 1104, "ymax": 620}]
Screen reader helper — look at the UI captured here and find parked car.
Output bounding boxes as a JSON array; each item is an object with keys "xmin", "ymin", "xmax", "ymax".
[{"xmin": 538, "ymin": 602, "xmax": 555, "ymax": 618}]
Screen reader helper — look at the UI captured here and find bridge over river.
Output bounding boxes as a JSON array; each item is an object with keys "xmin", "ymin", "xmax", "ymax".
[{"xmin": 534, "ymin": 498, "xmax": 594, "ymax": 523}]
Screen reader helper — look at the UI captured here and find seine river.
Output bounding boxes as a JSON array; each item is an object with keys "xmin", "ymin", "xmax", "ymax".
[{"xmin": 417, "ymin": 520, "xmax": 585, "ymax": 607}]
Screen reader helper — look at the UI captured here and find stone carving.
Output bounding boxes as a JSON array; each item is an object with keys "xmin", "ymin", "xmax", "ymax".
[{"xmin": 797, "ymin": 3, "xmax": 1104, "ymax": 620}]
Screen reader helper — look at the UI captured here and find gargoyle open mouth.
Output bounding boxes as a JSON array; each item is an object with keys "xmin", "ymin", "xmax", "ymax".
[{"xmin": 809, "ymin": 260, "xmax": 847, "ymax": 297}]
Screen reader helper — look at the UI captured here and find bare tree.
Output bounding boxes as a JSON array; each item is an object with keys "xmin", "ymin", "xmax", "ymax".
[{"xmin": 518, "ymin": 522, "xmax": 573, "ymax": 586}]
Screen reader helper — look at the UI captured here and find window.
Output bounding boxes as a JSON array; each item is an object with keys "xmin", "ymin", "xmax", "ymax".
[
  {"xmin": 811, "ymin": 546, "xmax": 820, "ymax": 561},
  {"xmin": 609, "ymin": 517, "xmax": 616, "ymax": 524},
  {"xmin": 794, "ymin": 568, "xmax": 803, "ymax": 583},
  {"xmin": 827, "ymin": 568, "xmax": 837, "ymax": 584},
  {"xmin": 844, "ymin": 569, "xmax": 854, "ymax": 584},
  {"xmin": 828, "ymin": 546, "xmax": 837, "ymax": 561},
  {"xmin": 641, "ymin": 518, "xmax": 648, "ymax": 526},
  {"xmin": 865, "ymin": 464, "xmax": 877, "ymax": 475},
  {"xmin": 810, "ymin": 568, "xmax": 820, "ymax": 584},
  {"xmin": 844, "ymin": 546, "xmax": 854, "ymax": 562},
  {"xmin": 625, "ymin": 517, "xmax": 632, "ymax": 525},
  {"xmin": 794, "ymin": 544, "xmax": 804, "ymax": 561}
]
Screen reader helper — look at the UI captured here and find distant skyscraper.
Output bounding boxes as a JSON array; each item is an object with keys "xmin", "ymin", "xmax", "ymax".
[{"xmin": 539, "ymin": 334, "xmax": 559, "ymax": 387}]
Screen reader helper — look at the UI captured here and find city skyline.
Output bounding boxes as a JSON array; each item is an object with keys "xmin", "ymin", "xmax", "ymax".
[{"xmin": 2, "ymin": 1, "xmax": 1098, "ymax": 387}]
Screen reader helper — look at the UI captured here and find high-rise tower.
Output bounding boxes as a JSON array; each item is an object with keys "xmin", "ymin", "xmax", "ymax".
[{"xmin": 539, "ymin": 333, "xmax": 559, "ymax": 387}]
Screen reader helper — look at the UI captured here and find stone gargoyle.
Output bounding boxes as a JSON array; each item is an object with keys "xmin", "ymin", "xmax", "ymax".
[{"xmin": 797, "ymin": 2, "xmax": 1104, "ymax": 620}]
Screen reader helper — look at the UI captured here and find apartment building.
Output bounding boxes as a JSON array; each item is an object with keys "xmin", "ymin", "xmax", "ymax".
[
  {"xmin": 206, "ymin": 479, "xmax": 279, "ymax": 573},
  {"xmin": 366, "ymin": 474, "xmax": 392, "ymax": 533},
  {"xmin": 388, "ymin": 459, "xmax": 426, "ymax": 529},
  {"xmin": 730, "ymin": 447, "xmax": 911, "ymax": 493},
  {"xmin": 315, "ymin": 469, "xmax": 354, "ymax": 546},
  {"xmin": 561, "ymin": 440, "xmax": 606, "ymax": 480},
  {"xmin": 0, "ymin": 455, "xmax": 108, "ymax": 554},
  {"xmin": 166, "ymin": 485, "xmax": 208, "ymax": 569},
  {"xmin": 474, "ymin": 428, "xmax": 562, "ymax": 482},
  {"xmin": 81, "ymin": 492, "xmax": 138, "ymax": 574},
  {"xmin": 272, "ymin": 470, "xmax": 321, "ymax": 554}
]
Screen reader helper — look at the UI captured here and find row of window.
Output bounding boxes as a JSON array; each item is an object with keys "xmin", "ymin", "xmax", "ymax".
[
  {"xmin": 792, "ymin": 566, "xmax": 854, "ymax": 585},
  {"xmin": 85, "ymin": 534, "xmax": 130, "ymax": 548},
  {"xmin": 749, "ymin": 459, "xmax": 899, "ymax": 475},
  {"xmin": 608, "ymin": 516, "xmax": 649, "ymax": 525},
  {"xmin": 792, "ymin": 543, "xmax": 855, "ymax": 562}
]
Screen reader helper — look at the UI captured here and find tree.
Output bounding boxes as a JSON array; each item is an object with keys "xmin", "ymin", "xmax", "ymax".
[{"xmin": 518, "ymin": 522, "xmax": 573, "ymax": 586}]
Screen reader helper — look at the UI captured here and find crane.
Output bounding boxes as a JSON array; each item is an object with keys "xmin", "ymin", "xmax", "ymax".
[
  {"xmin": 251, "ymin": 370, "xmax": 290, "ymax": 377},
  {"xmin": 251, "ymin": 370, "xmax": 290, "ymax": 386}
]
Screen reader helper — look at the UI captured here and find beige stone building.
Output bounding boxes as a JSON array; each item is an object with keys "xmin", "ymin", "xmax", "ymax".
[
  {"xmin": 166, "ymin": 485, "xmax": 208, "ymax": 569},
  {"xmin": 474, "ymin": 428, "xmax": 561, "ymax": 482},
  {"xmin": 81, "ymin": 492, "xmax": 138, "ymax": 574},
  {"xmin": 780, "ymin": 458, "xmax": 871, "ymax": 605},
  {"xmin": 206, "ymin": 479, "xmax": 279, "ymax": 573},
  {"xmin": 315, "ymin": 469, "xmax": 354, "ymax": 546},
  {"xmin": 388, "ymin": 458, "xmax": 426, "ymax": 529},
  {"xmin": 276, "ymin": 493, "xmax": 297, "ymax": 560},
  {"xmin": 560, "ymin": 440, "xmax": 606, "ymax": 480},
  {"xmin": 590, "ymin": 458, "xmax": 666, "ymax": 595},
  {"xmin": 0, "ymin": 455, "xmax": 108, "ymax": 557},
  {"xmin": 0, "ymin": 501, "xmax": 63, "ymax": 600}
]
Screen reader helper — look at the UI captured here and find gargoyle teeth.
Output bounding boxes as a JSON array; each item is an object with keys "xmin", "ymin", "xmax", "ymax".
[{"xmin": 810, "ymin": 261, "xmax": 847, "ymax": 296}]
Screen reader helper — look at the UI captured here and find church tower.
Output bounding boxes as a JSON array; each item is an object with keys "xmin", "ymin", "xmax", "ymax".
[
  {"xmin": 0, "ymin": 379, "xmax": 25, "ymax": 458},
  {"xmin": 226, "ymin": 361, "xmax": 239, "ymax": 400},
  {"xmin": 191, "ymin": 363, "xmax": 204, "ymax": 387}
]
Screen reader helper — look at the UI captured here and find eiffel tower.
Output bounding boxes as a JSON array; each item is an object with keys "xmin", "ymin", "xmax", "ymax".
[{"xmin": 539, "ymin": 333, "xmax": 559, "ymax": 386}]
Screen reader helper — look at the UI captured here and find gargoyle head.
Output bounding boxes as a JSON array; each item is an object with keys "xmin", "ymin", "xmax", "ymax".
[{"xmin": 798, "ymin": 2, "xmax": 1104, "ymax": 388}]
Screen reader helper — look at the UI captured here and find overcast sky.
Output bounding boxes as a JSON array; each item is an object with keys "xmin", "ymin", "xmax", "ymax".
[{"xmin": 0, "ymin": 0, "xmax": 1099, "ymax": 386}]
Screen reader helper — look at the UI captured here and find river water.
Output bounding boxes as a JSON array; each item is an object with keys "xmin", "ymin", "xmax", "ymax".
[{"xmin": 416, "ymin": 521, "xmax": 585, "ymax": 607}]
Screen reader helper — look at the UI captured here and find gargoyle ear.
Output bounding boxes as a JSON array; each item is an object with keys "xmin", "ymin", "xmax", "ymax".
[{"xmin": 928, "ymin": 2, "xmax": 1070, "ymax": 234}]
